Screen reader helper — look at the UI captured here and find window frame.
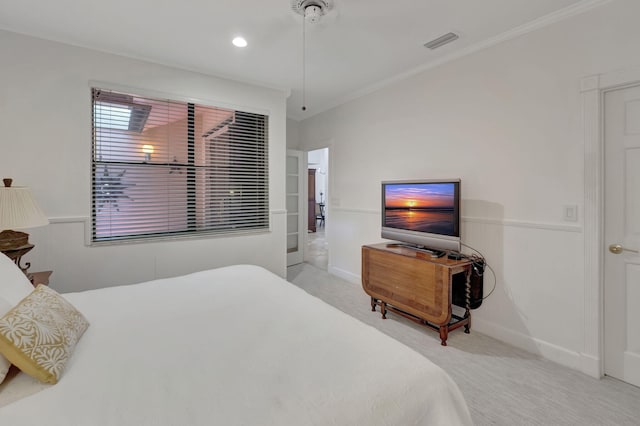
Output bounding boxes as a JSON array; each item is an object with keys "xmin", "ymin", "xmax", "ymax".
[{"xmin": 89, "ymin": 85, "xmax": 270, "ymax": 246}]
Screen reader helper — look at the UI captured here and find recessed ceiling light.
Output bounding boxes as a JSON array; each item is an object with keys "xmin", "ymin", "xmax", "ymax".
[{"xmin": 232, "ymin": 37, "xmax": 248, "ymax": 48}]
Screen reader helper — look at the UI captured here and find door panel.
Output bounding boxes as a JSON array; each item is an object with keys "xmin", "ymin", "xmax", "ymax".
[
  {"xmin": 604, "ymin": 84, "xmax": 640, "ymax": 386},
  {"xmin": 286, "ymin": 150, "xmax": 304, "ymax": 266},
  {"xmin": 308, "ymin": 169, "xmax": 316, "ymax": 233}
]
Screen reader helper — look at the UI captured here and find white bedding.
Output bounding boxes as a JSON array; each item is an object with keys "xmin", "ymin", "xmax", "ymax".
[{"xmin": 0, "ymin": 265, "xmax": 471, "ymax": 425}]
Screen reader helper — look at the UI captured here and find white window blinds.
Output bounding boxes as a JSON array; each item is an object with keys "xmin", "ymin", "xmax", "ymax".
[{"xmin": 91, "ymin": 88, "xmax": 269, "ymax": 242}]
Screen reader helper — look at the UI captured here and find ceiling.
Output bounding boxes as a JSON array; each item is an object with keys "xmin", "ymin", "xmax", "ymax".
[{"xmin": 0, "ymin": 0, "xmax": 604, "ymax": 120}]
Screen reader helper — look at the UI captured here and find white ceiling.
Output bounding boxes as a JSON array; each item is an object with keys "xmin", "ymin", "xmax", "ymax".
[{"xmin": 0, "ymin": 0, "xmax": 605, "ymax": 120}]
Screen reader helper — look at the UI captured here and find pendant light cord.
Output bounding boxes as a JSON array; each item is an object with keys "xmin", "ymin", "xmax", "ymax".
[{"xmin": 302, "ymin": 13, "xmax": 307, "ymax": 112}]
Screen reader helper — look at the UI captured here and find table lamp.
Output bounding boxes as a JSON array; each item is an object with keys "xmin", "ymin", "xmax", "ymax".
[{"xmin": 0, "ymin": 178, "xmax": 49, "ymax": 251}]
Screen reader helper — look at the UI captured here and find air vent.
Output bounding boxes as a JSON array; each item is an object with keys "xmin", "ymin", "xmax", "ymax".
[{"xmin": 424, "ymin": 32, "xmax": 459, "ymax": 50}]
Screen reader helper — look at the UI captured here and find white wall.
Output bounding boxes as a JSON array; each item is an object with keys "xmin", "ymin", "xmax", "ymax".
[
  {"xmin": 0, "ymin": 30, "xmax": 288, "ymax": 292},
  {"xmin": 286, "ymin": 118, "xmax": 301, "ymax": 150},
  {"xmin": 297, "ymin": 1, "xmax": 640, "ymax": 373}
]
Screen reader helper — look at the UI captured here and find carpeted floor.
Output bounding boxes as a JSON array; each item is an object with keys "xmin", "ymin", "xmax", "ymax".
[{"xmin": 287, "ymin": 262, "xmax": 640, "ymax": 426}]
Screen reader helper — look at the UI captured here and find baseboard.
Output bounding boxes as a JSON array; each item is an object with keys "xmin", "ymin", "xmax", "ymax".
[
  {"xmin": 328, "ymin": 267, "xmax": 599, "ymax": 377},
  {"xmin": 472, "ymin": 317, "xmax": 584, "ymax": 373},
  {"xmin": 580, "ymin": 353, "xmax": 602, "ymax": 379},
  {"xmin": 328, "ymin": 265, "xmax": 360, "ymax": 285}
]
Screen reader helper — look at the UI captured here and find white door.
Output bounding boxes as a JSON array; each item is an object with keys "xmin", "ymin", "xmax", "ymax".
[
  {"xmin": 604, "ymin": 84, "xmax": 640, "ymax": 387},
  {"xmin": 286, "ymin": 150, "xmax": 305, "ymax": 266}
]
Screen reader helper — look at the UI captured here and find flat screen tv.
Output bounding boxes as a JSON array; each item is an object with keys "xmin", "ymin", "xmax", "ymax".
[{"xmin": 381, "ymin": 179, "xmax": 461, "ymax": 252}]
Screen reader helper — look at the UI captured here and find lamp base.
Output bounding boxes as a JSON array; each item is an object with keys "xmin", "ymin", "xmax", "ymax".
[{"xmin": 0, "ymin": 229, "xmax": 30, "ymax": 250}]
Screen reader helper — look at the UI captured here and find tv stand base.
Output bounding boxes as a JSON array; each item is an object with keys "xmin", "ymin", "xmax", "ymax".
[
  {"xmin": 370, "ymin": 298, "xmax": 470, "ymax": 346},
  {"xmin": 362, "ymin": 243, "xmax": 474, "ymax": 346}
]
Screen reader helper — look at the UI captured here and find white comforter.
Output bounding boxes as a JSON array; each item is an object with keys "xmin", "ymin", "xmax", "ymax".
[{"xmin": 0, "ymin": 265, "xmax": 471, "ymax": 425}]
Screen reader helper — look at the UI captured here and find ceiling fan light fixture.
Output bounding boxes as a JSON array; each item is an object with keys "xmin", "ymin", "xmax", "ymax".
[
  {"xmin": 291, "ymin": 0, "xmax": 332, "ymax": 23},
  {"xmin": 304, "ymin": 5, "xmax": 322, "ymax": 23},
  {"xmin": 291, "ymin": 0, "xmax": 334, "ymax": 113}
]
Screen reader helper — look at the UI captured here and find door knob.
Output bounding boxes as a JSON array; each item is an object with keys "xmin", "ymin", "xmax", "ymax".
[{"xmin": 609, "ymin": 244, "xmax": 639, "ymax": 254}]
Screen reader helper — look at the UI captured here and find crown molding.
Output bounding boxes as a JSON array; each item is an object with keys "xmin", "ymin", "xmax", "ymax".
[{"xmin": 296, "ymin": 0, "xmax": 613, "ymax": 121}]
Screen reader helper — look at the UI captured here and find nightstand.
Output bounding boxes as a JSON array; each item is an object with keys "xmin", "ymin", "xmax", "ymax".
[
  {"xmin": 27, "ymin": 271, "xmax": 52, "ymax": 287},
  {"xmin": 1, "ymin": 243, "xmax": 34, "ymax": 273}
]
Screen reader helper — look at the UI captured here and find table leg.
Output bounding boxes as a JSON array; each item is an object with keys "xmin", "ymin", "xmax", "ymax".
[
  {"xmin": 439, "ymin": 326, "xmax": 448, "ymax": 346},
  {"xmin": 464, "ymin": 267, "xmax": 471, "ymax": 334}
]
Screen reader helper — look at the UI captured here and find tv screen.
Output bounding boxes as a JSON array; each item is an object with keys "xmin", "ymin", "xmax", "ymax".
[{"xmin": 381, "ymin": 179, "xmax": 460, "ymax": 252}]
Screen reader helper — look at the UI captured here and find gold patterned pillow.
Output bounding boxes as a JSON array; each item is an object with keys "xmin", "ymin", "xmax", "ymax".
[
  {"xmin": 0, "ymin": 285, "xmax": 89, "ymax": 384},
  {"xmin": 0, "ymin": 297, "xmax": 12, "ymax": 384}
]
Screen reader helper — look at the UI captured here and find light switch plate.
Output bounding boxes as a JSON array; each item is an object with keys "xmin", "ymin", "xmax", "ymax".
[{"xmin": 563, "ymin": 205, "xmax": 578, "ymax": 222}]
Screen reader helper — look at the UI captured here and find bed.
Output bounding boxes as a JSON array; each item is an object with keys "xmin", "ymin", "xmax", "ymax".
[{"xmin": 0, "ymin": 258, "xmax": 472, "ymax": 425}]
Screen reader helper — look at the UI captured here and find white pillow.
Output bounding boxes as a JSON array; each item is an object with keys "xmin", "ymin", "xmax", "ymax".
[
  {"xmin": 0, "ymin": 252, "xmax": 34, "ymax": 305},
  {"xmin": 0, "ymin": 297, "xmax": 12, "ymax": 384}
]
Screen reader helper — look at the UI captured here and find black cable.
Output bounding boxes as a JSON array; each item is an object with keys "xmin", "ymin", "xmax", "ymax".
[
  {"xmin": 482, "ymin": 262, "xmax": 497, "ymax": 300},
  {"xmin": 460, "ymin": 242, "xmax": 497, "ymax": 301},
  {"xmin": 460, "ymin": 241, "xmax": 485, "ymax": 259}
]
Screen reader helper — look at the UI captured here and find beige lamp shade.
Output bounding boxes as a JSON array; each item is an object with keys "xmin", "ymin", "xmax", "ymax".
[{"xmin": 0, "ymin": 186, "xmax": 49, "ymax": 231}]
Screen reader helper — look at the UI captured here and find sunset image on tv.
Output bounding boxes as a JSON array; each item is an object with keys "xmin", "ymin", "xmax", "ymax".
[{"xmin": 384, "ymin": 183, "xmax": 456, "ymax": 235}]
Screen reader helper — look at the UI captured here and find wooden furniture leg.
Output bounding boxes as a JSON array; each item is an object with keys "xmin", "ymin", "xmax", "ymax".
[
  {"xmin": 464, "ymin": 268, "xmax": 471, "ymax": 334},
  {"xmin": 381, "ymin": 302, "xmax": 387, "ymax": 319},
  {"xmin": 439, "ymin": 326, "xmax": 448, "ymax": 346},
  {"xmin": 371, "ymin": 297, "xmax": 376, "ymax": 312}
]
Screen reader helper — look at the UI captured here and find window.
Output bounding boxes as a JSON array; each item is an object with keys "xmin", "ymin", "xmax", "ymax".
[{"xmin": 91, "ymin": 88, "xmax": 269, "ymax": 243}]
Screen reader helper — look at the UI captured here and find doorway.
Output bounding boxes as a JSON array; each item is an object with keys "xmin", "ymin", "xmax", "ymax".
[
  {"xmin": 603, "ymin": 83, "xmax": 640, "ymax": 387},
  {"xmin": 306, "ymin": 148, "xmax": 329, "ymax": 270}
]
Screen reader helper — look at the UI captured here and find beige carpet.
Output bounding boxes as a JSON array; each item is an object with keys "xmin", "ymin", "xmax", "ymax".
[{"xmin": 287, "ymin": 262, "xmax": 640, "ymax": 426}]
